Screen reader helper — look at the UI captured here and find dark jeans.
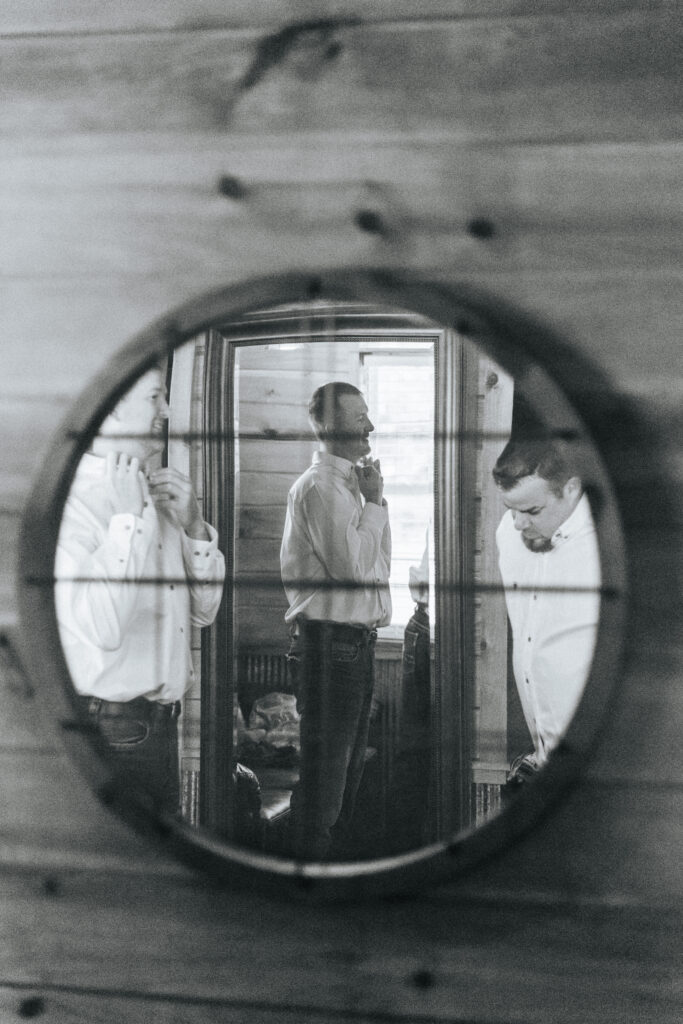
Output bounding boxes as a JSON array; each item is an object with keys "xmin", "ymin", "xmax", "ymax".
[
  {"xmin": 288, "ymin": 620, "xmax": 376, "ymax": 861},
  {"xmin": 386, "ymin": 604, "xmax": 432, "ymax": 853},
  {"xmin": 79, "ymin": 696, "xmax": 181, "ymax": 817}
]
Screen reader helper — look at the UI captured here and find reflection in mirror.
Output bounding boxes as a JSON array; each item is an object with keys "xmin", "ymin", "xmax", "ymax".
[{"xmin": 53, "ymin": 302, "xmax": 603, "ymax": 863}]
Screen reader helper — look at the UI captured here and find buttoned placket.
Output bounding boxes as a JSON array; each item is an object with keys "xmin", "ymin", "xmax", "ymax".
[
  {"xmin": 347, "ymin": 467, "xmax": 387, "ymax": 622},
  {"xmin": 520, "ymin": 551, "xmax": 548, "ymax": 741}
]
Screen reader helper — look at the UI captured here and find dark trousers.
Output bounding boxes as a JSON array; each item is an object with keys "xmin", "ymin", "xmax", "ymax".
[
  {"xmin": 79, "ymin": 696, "xmax": 181, "ymax": 817},
  {"xmin": 386, "ymin": 604, "xmax": 432, "ymax": 853},
  {"xmin": 288, "ymin": 620, "xmax": 376, "ymax": 861}
]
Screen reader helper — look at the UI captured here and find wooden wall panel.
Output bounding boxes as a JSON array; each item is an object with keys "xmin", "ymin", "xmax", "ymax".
[
  {"xmin": 0, "ymin": 863, "xmax": 680, "ymax": 1020},
  {"xmin": 238, "ymin": 440, "xmax": 314, "ymax": 476},
  {"xmin": 2, "ymin": 139, "xmax": 681, "ymax": 281},
  {"xmin": 0, "ymin": 397, "xmax": 71, "ymax": 514},
  {"xmin": 2, "ymin": 1, "xmax": 672, "ymax": 35},
  {"xmin": 0, "ymin": 515, "xmax": 21, "ymax": 627},
  {"xmin": 1, "ymin": 14, "xmax": 680, "ymax": 141},
  {"xmin": 0, "ymin": 2, "xmax": 681, "ymax": 1021}
]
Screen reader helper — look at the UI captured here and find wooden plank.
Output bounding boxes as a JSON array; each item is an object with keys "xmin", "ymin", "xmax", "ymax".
[
  {"xmin": 467, "ymin": 782, "xmax": 683, "ymax": 907},
  {"xmin": 238, "ymin": 402, "xmax": 313, "ymax": 435},
  {"xmin": 236, "ymin": 539, "xmax": 284, "ymax": 574},
  {"xmin": 236, "ymin": 505, "xmax": 289, "ymax": 540},
  {"xmin": 1, "ymin": 1, "xmax": 672, "ymax": 35},
  {"xmin": 0, "ymin": 987, "xmax": 492, "ymax": 1024},
  {"xmin": 238, "ymin": 470, "xmax": 294, "ymax": 506},
  {"xmin": 0, "ymin": 13, "xmax": 681, "ymax": 142},
  {"xmin": 239, "ymin": 439, "xmax": 314, "ymax": 476},
  {"xmin": 0, "ymin": 749, "xmax": 174, "ymax": 870},
  {"xmin": 0, "ymin": 514, "xmax": 21, "ymax": 627},
  {"xmin": 0, "ymin": 861, "xmax": 680, "ymax": 1021},
  {"xmin": 0, "ymin": 630, "xmax": 51, "ymax": 751},
  {"xmin": 0, "ymin": 395, "xmax": 71, "ymax": 514},
  {"xmin": 586, "ymin": 642, "xmax": 683, "ymax": 785},
  {"xmin": 238, "ymin": 368, "xmax": 350, "ymax": 407},
  {"xmin": 1, "ymin": 139, "xmax": 681, "ymax": 282},
  {"xmin": 236, "ymin": 340, "xmax": 356, "ymax": 372}
]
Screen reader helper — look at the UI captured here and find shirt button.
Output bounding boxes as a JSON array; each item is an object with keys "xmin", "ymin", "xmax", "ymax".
[
  {"xmin": 158, "ymin": 544, "xmax": 162, "ymax": 550},
  {"xmin": 170, "ymin": 584, "xmax": 175, "ymax": 590}
]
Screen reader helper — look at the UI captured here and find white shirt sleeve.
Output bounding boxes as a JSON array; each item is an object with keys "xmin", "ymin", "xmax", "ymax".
[
  {"xmin": 55, "ymin": 504, "xmax": 157, "ymax": 651},
  {"xmin": 180, "ymin": 523, "xmax": 226, "ymax": 627}
]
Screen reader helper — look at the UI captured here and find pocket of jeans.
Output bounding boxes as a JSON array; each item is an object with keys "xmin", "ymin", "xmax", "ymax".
[
  {"xmin": 329, "ymin": 640, "xmax": 361, "ymax": 664},
  {"xmin": 98, "ymin": 716, "xmax": 150, "ymax": 748}
]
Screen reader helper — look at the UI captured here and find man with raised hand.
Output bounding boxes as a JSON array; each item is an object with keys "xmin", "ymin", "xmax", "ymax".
[
  {"xmin": 55, "ymin": 367, "xmax": 225, "ymax": 816},
  {"xmin": 280, "ymin": 382, "xmax": 391, "ymax": 859}
]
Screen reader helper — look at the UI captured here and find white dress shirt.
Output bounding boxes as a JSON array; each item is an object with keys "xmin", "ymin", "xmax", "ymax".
[
  {"xmin": 54, "ymin": 453, "xmax": 225, "ymax": 703},
  {"xmin": 496, "ymin": 492, "xmax": 601, "ymax": 764},
  {"xmin": 280, "ymin": 451, "xmax": 392, "ymax": 628}
]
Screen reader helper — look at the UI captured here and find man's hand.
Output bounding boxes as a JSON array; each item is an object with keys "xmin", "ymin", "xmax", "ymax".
[
  {"xmin": 355, "ymin": 458, "xmax": 384, "ymax": 506},
  {"xmin": 104, "ymin": 452, "xmax": 145, "ymax": 517},
  {"xmin": 148, "ymin": 467, "xmax": 209, "ymax": 539}
]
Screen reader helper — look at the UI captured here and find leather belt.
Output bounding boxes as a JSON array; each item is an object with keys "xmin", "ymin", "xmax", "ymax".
[
  {"xmin": 79, "ymin": 696, "xmax": 182, "ymax": 720},
  {"xmin": 292, "ymin": 619, "xmax": 378, "ymax": 644}
]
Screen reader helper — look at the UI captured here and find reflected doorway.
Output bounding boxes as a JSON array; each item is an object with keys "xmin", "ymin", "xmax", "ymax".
[{"xmin": 169, "ymin": 305, "xmax": 513, "ymax": 857}]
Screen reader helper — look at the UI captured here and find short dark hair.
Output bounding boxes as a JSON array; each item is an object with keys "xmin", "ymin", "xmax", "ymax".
[
  {"xmin": 309, "ymin": 382, "xmax": 362, "ymax": 439},
  {"xmin": 492, "ymin": 438, "xmax": 582, "ymax": 496}
]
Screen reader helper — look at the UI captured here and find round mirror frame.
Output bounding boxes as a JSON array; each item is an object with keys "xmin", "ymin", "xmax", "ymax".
[{"xmin": 18, "ymin": 268, "xmax": 632, "ymax": 901}]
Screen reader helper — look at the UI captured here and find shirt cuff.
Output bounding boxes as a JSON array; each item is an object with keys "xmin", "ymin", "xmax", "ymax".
[
  {"xmin": 182, "ymin": 521, "xmax": 220, "ymax": 574},
  {"xmin": 361, "ymin": 501, "xmax": 388, "ymax": 529}
]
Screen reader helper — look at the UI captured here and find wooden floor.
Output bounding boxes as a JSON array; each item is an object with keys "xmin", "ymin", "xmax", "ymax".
[{"xmin": 0, "ymin": 2, "xmax": 681, "ymax": 1021}]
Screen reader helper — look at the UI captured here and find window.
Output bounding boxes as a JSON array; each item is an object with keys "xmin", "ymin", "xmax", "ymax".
[{"xmin": 359, "ymin": 345, "xmax": 435, "ymax": 638}]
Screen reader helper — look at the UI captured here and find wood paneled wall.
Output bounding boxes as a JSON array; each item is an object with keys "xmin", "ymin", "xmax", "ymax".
[{"xmin": 0, "ymin": 3, "xmax": 680, "ymax": 1021}]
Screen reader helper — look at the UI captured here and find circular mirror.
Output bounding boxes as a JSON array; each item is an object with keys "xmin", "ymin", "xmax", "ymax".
[{"xmin": 18, "ymin": 271, "xmax": 627, "ymax": 898}]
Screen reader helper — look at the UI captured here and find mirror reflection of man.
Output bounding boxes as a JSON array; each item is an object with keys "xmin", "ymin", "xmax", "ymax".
[
  {"xmin": 280, "ymin": 382, "xmax": 392, "ymax": 859},
  {"xmin": 55, "ymin": 367, "xmax": 225, "ymax": 816},
  {"xmin": 493, "ymin": 439, "xmax": 601, "ymax": 780}
]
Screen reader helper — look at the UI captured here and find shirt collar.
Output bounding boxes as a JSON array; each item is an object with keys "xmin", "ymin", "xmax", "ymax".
[
  {"xmin": 312, "ymin": 450, "xmax": 358, "ymax": 481},
  {"xmin": 75, "ymin": 452, "xmax": 107, "ymax": 477},
  {"xmin": 551, "ymin": 492, "xmax": 594, "ymax": 547}
]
